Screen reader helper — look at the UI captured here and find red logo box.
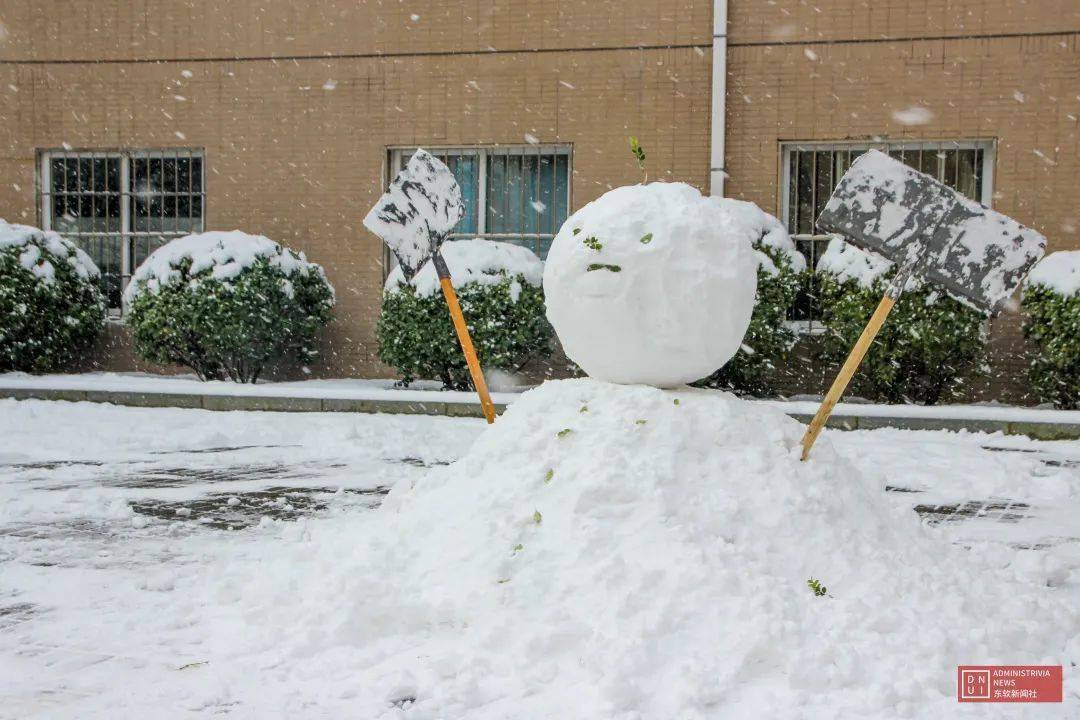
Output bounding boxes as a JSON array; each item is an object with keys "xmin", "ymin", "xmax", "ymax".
[{"xmin": 958, "ymin": 666, "xmax": 1062, "ymax": 702}]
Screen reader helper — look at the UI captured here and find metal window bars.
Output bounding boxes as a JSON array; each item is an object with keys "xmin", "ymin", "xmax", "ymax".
[
  {"xmin": 38, "ymin": 148, "xmax": 205, "ymax": 312},
  {"xmin": 389, "ymin": 145, "xmax": 572, "ymax": 260},
  {"xmin": 780, "ymin": 140, "xmax": 994, "ymax": 330}
]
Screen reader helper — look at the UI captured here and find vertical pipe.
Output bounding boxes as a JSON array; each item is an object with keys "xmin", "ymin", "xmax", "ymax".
[{"xmin": 709, "ymin": 0, "xmax": 728, "ymax": 196}]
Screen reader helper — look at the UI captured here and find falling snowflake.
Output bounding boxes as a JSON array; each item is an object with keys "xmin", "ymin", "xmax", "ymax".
[
  {"xmin": 803, "ymin": 48, "xmax": 819, "ymax": 61},
  {"xmin": 891, "ymin": 106, "xmax": 934, "ymax": 126},
  {"xmin": 524, "ymin": 133, "xmax": 540, "ymax": 145},
  {"xmin": 175, "ymin": 131, "xmax": 187, "ymax": 140},
  {"xmin": 322, "ymin": 79, "xmax": 337, "ymax": 91},
  {"xmin": 181, "ymin": 70, "xmax": 193, "ymax": 78},
  {"xmin": 530, "ymin": 200, "xmax": 547, "ymax": 213},
  {"xmin": 410, "ymin": 13, "xmax": 420, "ymax": 21}
]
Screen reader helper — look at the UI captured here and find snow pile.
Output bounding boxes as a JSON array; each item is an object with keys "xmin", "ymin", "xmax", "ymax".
[
  {"xmin": 122, "ymin": 231, "xmax": 325, "ymax": 305},
  {"xmin": 1026, "ymin": 250, "xmax": 1080, "ymax": 297},
  {"xmin": 385, "ymin": 238, "xmax": 544, "ymax": 298},
  {"xmin": 0, "ymin": 219, "xmax": 100, "ymax": 283},
  {"xmin": 717, "ymin": 197, "xmax": 806, "ymax": 276},
  {"xmin": 817, "ymin": 236, "xmax": 895, "ymax": 288},
  {"xmin": 544, "ymin": 183, "xmax": 758, "ymax": 387},
  {"xmin": 204, "ymin": 379, "xmax": 1078, "ymax": 718},
  {"xmin": 817, "ymin": 236, "xmax": 930, "ymax": 294}
]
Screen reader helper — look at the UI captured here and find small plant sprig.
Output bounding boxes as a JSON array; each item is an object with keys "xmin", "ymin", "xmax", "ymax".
[
  {"xmin": 807, "ymin": 578, "xmax": 830, "ymax": 597},
  {"xmin": 582, "ymin": 236, "xmax": 603, "ymax": 251},
  {"xmin": 629, "ymin": 136, "xmax": 647, "ymax": 183}
]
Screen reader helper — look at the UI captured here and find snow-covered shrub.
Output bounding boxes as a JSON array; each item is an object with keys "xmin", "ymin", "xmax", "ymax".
[
  {"xmin": 696, "ymin": 201, "xmax": 805, "ymax": 395},
  {"xmin": 1022, "ymin": 251, "xmax": 1080, "ymax": 408},
  {"xmin": 124, "ymin": 231, "xmax": 334, "ymax": 383},
  {"xmin": 378, "ymin": 239, "xmax": 552, "ymax": 389},
  {"xmin": 816, "ymin": 238, "xmax": 985, "ymax": 405},
  {"xmin": 0, "ymin": 220, "xmax": 105, "ymax": 372}
]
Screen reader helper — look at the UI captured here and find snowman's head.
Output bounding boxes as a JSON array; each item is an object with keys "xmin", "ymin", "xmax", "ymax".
[{"xmin": 543, "ymin": 182, "xmax": 759, "ymax": 388}]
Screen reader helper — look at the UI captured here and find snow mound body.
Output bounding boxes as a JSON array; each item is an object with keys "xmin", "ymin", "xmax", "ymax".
[
  {"xmin": 544, "ymin": 183, "xmax": 758, "ymax": 387},
  {"xmin": 0, "ymin": 219, "xmax": 100, "ymax": 283},
  {"xmin": 122, "ymin": 230, "xmax": 326, "ymax": 306},
  {"xmin": 209, "ymin": 379, "xmax": 1078, "ymax": 719},
  {"xmin": 385, "ymin": 238, "xmax": 544, "ymax": 298},
  {"xmin": 1026, "ymin": 250, "xmax": 1080, "ymax": 297}
]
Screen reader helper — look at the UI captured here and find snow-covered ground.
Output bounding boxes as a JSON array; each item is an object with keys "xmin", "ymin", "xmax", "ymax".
[{"xmin": 2, "ymin": 397, "xmax": 1078, "ymax": 718}]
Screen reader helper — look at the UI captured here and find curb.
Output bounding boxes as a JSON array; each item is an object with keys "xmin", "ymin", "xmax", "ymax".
[{"xmin": 2, "ymin": 385, "xmax": 1077, "ymax": 440}]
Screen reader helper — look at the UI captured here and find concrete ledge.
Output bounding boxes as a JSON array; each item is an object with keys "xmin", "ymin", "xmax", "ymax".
[{"xmin": 0, "ymin": 384, "xmax": 1077, "ymax": 439}]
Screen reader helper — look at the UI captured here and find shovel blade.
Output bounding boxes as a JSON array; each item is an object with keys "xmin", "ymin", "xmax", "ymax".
[
  {"xmin": 816, "ymin": 149, "xmax": 1045, "ymax": 314},
  {"xmin": 364, "ymin": 149, "xmax": 465, "ymax": 279}
]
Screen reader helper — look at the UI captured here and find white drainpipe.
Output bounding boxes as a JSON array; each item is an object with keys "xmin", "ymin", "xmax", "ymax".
[{"xmin": 709, "ymin": 0, "xmax": 728, "ymax": 197}]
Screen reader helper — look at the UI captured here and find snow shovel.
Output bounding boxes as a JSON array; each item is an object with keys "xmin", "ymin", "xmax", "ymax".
[
  {"xmin": 364, "ymin": 148, "xmax": 497, "ymax": 424},
  {"xmin": 799, "ymin": 149, "xmax": 1045, "ymax": 460}
]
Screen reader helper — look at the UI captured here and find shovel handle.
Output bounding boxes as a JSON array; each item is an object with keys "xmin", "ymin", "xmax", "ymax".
[
  {"xmin": 799, "ymin": 292, "xmax": 896, "ymax": 460},
  {"xmin": 433, "ymin": 252, "xmax": 497, "ymax": 424}
]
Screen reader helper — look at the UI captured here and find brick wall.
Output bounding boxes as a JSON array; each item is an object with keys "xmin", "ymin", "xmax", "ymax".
[
  {"xmin": 0, "ymin": 0, "xmax": 1076, "ymax": 399},
  {"xmin": 0, "ymin": 21, "xmax": 711, "ymax": 375},
  {"xmin": 724, "ymin": 15, "xmax": 1080, "ymax": 402}
]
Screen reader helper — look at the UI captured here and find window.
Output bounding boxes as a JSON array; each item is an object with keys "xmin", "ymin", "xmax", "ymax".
[
  {"xmin": 389, "ymin": 145, "xmax": 571, "ymax": 259},
  {"xmin": 38, "ymin": 149, "xmax": 205, "ymax": 310},
  {"xmin": 780, "ymin": 140, "xmax": 994, "ymax": 328}
]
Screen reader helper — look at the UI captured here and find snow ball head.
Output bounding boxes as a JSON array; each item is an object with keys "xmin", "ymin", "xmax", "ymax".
[{"xmin": 544, "ymin": 183, "xmax": 758, "ymax": 387}]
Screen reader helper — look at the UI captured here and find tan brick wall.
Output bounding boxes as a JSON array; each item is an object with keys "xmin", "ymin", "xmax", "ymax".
[
  {"xmin": 729, "ymin": 0, "xmax": 1080, "ymax": 44},
  {"xmin": 1, "ymin": 0, "xmax": 1077, "ymax": 397},
  {"xmin": 725, "ymin": 27, "xmax": 1080, "ymax": 402},
  {"xmin": 0, "ymin": 43, "xmax": 711, "ymax": 376},
  {"xmin": 726, "ymin": 34, "xmax": 1080, "ymax": 249},
  {"xmin": 0, "ymin": 1, "xmax": 711, "ymax": 61}
]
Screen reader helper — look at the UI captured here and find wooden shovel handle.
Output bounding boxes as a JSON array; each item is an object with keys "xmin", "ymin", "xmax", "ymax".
[
  {"xmin": 799, "ymin": 293, "xmax": 896, "ymax": 460},
  {"xmin": 438, "ymin": 276, "xmax": 497, "ymax": 425}
]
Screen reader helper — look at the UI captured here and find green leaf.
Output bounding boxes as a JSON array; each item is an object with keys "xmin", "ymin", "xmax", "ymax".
[
  {"xmin": 533, "ymin": 510, "xmax": 543, "ymax": 524},
  {"xmin": 544, "ymin": 469, "xmax": 554, "ymax": 483},
  {"xmin": 582, "ymin": 236, "xmax": 603, "ymax": 251},
  {"xmin": 556, "ymin": 428, "xmax": 572, "ymax": 438},
  {"xmin": 639, "ymin": 232, "xmax": 653, "ymax": 244},
  {"xmin": 586, "ymin": 264, "xmax": 621, "ymax": 273}
]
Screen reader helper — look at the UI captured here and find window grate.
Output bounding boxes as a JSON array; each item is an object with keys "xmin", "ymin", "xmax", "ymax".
[
  {"xmin": 389, "ymin": 145, "xmax": 572, "ymax": 261},
  {"xmin": 780, "ymin": 140, "xmax": 994, "ymax": 330},
  {"xmin": 38, "ymin": 149, "xmax": 205, "ymax": 311}
]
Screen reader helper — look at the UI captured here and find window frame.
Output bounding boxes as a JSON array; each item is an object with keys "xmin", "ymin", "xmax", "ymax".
[
  {"xmin": 384, "ymin": 144, "xmax": 573, "ymax": 271},
  {"xmin": 779, "ymin": 139, "xmax": 996, "ymax": 233},
  {"xmin": 36, "ymin": 147, "xmax": 206, "ymax": 313}
]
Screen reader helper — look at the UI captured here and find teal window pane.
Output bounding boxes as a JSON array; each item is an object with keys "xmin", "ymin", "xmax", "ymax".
[{"xmin": 444, "ymin": 155, "xmax": 478, "ymax": 235}]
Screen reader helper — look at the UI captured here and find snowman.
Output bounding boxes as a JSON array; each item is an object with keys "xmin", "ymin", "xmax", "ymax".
[{"xmin": 544, "ymin": 182, "xmax": 760, "ymax": 387}]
